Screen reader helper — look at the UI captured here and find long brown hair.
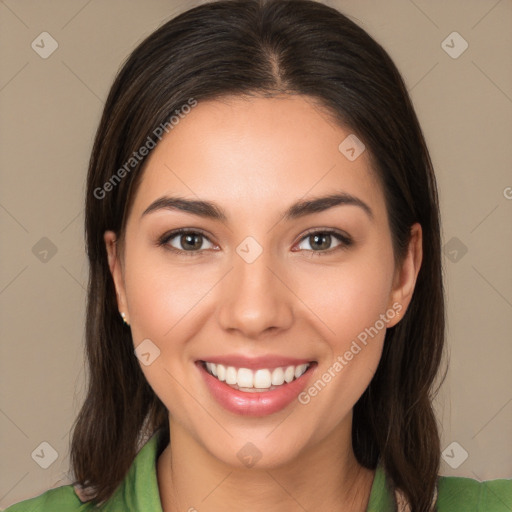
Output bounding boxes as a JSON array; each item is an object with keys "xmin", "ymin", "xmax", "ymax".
[{"xmin": 72, "ymin": 1, "xmax": 446, "ymax": 510}]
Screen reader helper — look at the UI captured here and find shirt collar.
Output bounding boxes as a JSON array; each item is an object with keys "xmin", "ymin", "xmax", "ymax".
[
  {"xmin": 101, "ymin": 429, "xmax": 165, "ymax": 512},
  {"xmin": 366, "ymin": 458, "xmax": 397, "ymax": 511}
]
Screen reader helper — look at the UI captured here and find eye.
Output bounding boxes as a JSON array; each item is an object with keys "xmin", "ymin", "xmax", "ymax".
[
  {"xmin": 294, "ymin": 229, "xmax": 353, "ymax": 256},
  {"xmin": 157, "ymin": 228, "xmax": 353, "ymax": 257},
  {"xmin": 158, "ymin": 229, "xmax": 216, "ymax": 255}
]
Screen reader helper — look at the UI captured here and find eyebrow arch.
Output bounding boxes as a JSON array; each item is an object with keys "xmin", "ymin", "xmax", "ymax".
[{"xmin": 140, "ymin": 192, "xmax": 374, "ymax": 222}]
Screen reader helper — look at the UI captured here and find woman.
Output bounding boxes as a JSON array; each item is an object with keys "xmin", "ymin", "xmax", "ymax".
[{"xmin": 6, "ymin": 0, "xmax": 511, "ymax": 511}]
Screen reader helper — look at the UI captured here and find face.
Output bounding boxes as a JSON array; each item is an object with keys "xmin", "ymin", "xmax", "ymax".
[{"xmin": 105, "ymin": 95, "xmax": 421, "ymax": 469}]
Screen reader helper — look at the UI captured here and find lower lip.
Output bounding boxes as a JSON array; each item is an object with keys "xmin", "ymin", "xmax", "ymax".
[{"xmin": 196, "ymin": 361, "xmax": 317, "ymax": 417}]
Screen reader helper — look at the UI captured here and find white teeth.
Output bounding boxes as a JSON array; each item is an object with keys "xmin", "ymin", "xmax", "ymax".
[
  {"xmin": 254, "ymin": 369, "xmax": 271, "ymax": 388},
  {"xmin": 284, "ymin": 365, "xmax": 295, "ymax": 383},
  {"xmin": 203, "ymin": 362, "xmax": 311, "ymax": 391},
  {"xmin": 225, "ymin": 366, "xmax": 237, "ymax": 385},
  {"xmin": 271, "ymin": 367, "xmax": 285, "ymax": 386},
  {"xmin": 216, "ymin": 363, "xmax": 226, "ymax": 381},
  {"xmin": 237, "ymin": 368, "xmax": 253, "ymax": 388},
  {"xmin": 294, "ymin": 364, "xmax": 308, "ymax": 379}
]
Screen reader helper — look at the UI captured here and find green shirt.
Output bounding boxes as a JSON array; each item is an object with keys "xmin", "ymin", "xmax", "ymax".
[{"xmin": 3, "ymin": 431, "xmax": 511, "ymax": 511}]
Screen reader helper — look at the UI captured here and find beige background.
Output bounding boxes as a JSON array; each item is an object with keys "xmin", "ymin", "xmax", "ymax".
[{"xmin": 1, "ymin": 0, "xmax": 511, "ymax": 508}]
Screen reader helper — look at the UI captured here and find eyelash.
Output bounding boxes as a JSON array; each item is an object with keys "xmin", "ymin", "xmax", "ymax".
[{"xmin": 157, "ymin": 228, "xmax": 353, "ymax": 257}]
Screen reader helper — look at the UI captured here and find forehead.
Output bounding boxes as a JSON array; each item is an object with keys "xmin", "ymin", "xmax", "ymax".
[{"xmin": 129, "ymin": 95, "xmax": 386, "ymax": 222}]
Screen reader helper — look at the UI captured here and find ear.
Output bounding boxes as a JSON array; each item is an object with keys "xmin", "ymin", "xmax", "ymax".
[
  {"xmin": 104, "ymin": 230, "xmax": 129, "ymax": 323},
  {"xmin": 386, "ymin": 223, "xmax": 422, "ymax": 328}
]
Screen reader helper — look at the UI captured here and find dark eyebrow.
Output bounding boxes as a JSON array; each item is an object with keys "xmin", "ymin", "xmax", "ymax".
[
  {"xmin": 141, "ymin": 192, "xmax": 374, "ymax": 222},
  {"xmin": 284, "ymin": 192, "xmax": 373, "ymax": 222},
  {"xmin": 141, "ymin": 196, "xmax": 228, "ymax": 221}
]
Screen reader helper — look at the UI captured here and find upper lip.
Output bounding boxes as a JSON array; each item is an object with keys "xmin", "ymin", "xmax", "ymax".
[{"xmin": 197, "ymin": 354, "xmax": 316, "ymax": 371}]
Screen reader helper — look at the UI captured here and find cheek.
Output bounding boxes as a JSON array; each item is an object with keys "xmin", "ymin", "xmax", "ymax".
[
  {"xmin": 294, "ymin": 252, "xmax": 395, "ymax": 347},
  {"xmin": 122, "ymin": 249, "xmax": 217, "ymax": 422},
  {"xmin": 294, "ymin": 254, "xmax": 394, "ymax": 424},
  {"xmin": 122, "ymin": 247, "xmax": 222, "ymax": 412},
  {"xmin": 123, "ymin": 247, "xmax": 218, "ymax": 341}
]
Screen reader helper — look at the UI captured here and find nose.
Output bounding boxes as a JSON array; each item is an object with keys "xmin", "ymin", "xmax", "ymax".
[{"xmin": 217, "ymin": 249, "xmax": 294, "ymax": 339}]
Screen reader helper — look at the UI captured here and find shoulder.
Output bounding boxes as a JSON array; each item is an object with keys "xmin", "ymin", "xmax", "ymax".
[
  {"xmin": 436, "ymin": 474, "xmax": 512, "ymax": 511},
  {"xmin": 3, "ymin": 430, "xmax": 165, "ymax": 512},
  {"xmin": 2, "ymin": 484, "xmax": 91, "ymax": 512}
]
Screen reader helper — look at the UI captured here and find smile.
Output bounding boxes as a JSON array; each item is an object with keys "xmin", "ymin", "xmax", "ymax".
[{"xmin": 196, "ymin": 359, "xmax": 317, "ymax": 416}]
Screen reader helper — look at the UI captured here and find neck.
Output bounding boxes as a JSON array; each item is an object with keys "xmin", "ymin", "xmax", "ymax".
[{"xmin": 157, "ymin": 416, "xmax": 375, "ymax": 512}]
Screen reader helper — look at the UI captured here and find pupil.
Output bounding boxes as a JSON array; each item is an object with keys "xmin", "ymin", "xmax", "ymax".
[
  {"xmin": 182, "ymin": 233, "xmax": 201, "ymax": 250},
  {"xmin": 312, "ymin": 233, "xmax": 330, "ymax": 250}
]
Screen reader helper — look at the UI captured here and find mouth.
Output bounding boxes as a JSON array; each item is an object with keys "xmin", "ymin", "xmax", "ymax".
[{"xmin": 195, "ymin": 358, "xmax": 318, "ymax": 416}]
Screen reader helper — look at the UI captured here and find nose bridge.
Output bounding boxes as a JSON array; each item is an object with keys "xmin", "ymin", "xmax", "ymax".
[{"xmin": 217, "ymin": 241, "xmax": 293, "ymax": 337}]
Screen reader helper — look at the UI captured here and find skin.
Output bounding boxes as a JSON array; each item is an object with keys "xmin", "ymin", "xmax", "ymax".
[{"xmin": 104, "ymin": 95, "xmax": 422, "ymax": 512}]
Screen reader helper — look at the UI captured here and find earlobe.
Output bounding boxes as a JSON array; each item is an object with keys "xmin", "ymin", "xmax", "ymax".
[{"xmin": 387, "ymin": 223, "xmax": 423, "ymax": 327}]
